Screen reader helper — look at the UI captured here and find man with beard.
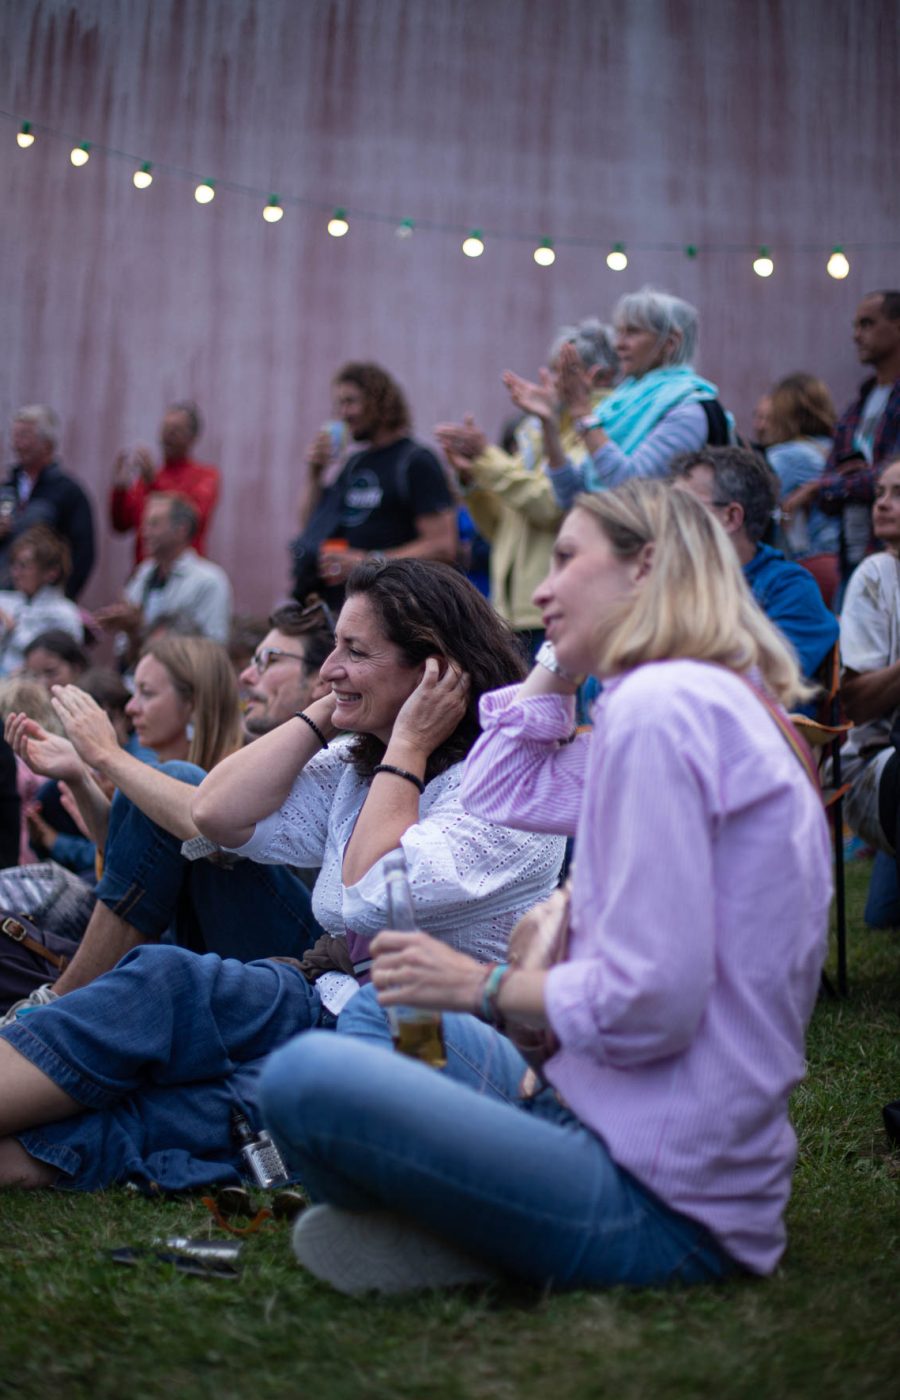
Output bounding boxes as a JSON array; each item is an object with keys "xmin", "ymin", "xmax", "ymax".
[
  {"xmin": 292, "ymin": 362, "xmax": 456, "ymax": 605},
  {"xmin": 1, "ymin": 602, "xmax": 334, "ymax": 1018}
]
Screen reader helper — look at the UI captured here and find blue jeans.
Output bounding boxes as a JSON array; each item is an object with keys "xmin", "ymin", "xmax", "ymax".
[
  {"xmin": 258, "ymin": 986, "xmax": 739, "ymax": 1291},
  {"xmin": 3, "ymin": 944, "xmax": 326, "ymax": 1191},
  {"xmin": 865, "ymin": 850, "xmax": 900, "ymax": 928},
  {"xmin": 97, "ymin": 762, "xmax": 323, "ymax": 959}
]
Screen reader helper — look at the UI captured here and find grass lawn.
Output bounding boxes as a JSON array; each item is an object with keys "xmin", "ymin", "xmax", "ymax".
[{"xmin": 1, "ymin": 861, "xmax": 898, "ymax": 1400}]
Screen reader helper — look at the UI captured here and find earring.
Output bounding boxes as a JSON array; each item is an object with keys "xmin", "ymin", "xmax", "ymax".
[{"xmin": 186, "ymin": 721, "xmax": 195, "ymax": 741}]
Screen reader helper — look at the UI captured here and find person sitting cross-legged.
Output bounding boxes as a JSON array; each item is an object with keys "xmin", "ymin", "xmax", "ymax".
[
  {"xmin": 0, "ymin": 561, "xmax": 564, "ymax": 1193},
  {"xmin": 256, "ymin": 481, "xmax": 831, "ymax": 1298},
  {"xmin": 3, "ymin": 604, "xmax": 335, "ymax": 1013}
]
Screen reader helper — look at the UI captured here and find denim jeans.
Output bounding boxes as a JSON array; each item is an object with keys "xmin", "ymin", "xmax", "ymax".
[
  {"xmin": 3, "ymin": 944, "xmax": 326, "ymax": 1191},
  {"xmin": 97, "ymin": 761, "xmax": 323, "ymax": 959},
  {"xmin": 258, "ymin": 985, "xmax": 739, "ymax": 1291},
  {"xmin": 865, "ymin": 850, "xmax": 900, "ymax": 928}
]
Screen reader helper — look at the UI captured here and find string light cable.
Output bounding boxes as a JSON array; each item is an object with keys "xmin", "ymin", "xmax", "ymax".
[{"xmin": 2, "ymin": 109, "xmax": 887, "ymax": 270}]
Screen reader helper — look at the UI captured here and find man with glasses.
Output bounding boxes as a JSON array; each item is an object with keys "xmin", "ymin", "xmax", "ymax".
[
  {"xmin": 2, "ymin": 603, "xmax": 336, "ymax": 1015},
  {"xmin": 670, "ymin": 446, "xmax": 838, "ymax": 688}
]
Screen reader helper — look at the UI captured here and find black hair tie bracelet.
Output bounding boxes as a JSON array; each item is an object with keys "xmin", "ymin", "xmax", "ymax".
[{"xmin": 372, "ymin": 763, "xmax": 425, "ymax": 795}]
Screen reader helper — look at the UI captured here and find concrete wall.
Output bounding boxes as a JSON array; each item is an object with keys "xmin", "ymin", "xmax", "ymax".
[{"xmin": 3, "ymin": 0, "xmax": 897, "ymax": 611}]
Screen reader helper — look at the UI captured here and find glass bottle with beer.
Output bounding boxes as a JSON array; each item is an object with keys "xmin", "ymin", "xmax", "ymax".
[{"xmin": 383, "ymin": 849, "xmax": 446, "ymax": 1068}]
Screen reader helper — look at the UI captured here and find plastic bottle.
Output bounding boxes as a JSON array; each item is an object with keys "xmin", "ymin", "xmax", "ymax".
[{"xmin": 383, "ymin": 849, "xmax": 446, "ymax": 1067}]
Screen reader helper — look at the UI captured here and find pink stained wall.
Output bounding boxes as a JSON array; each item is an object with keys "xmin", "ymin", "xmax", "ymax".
[{"xmin": 2, "ymin": 0, "xmax": 898, "ymax": 615}]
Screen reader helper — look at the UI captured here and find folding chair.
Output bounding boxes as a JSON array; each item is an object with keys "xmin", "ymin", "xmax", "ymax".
[{"xmin": 791, "ymin": 642, "xmax": 852, "ymax": 996}]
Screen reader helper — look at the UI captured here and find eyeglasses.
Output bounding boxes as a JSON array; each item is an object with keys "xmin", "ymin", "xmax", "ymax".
[{"xmin": 250, "ymin": 647, "xmax": 309, "ymax": 675}]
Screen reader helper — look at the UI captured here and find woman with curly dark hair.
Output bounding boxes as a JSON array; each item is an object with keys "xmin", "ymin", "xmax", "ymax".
[{"xmin": 0, "ymin": 561, "xmax": 563, "ymax": 1193}]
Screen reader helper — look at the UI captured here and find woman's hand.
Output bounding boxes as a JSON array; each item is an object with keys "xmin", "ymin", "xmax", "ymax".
[
  {"xmin": 502, "ymin": 367, "xmax": 557, "ymax": 423},
  {"xmin": 782, "ymin": 480, "xmax": 820, "ymax": 514},
  {"xmin": 556, "ymin": 342, "xmax": 594, "ymax": 418},
  {"xmin": 390, "ymin": 658, "xmax": 470, "ymax": 759},
  {"xmin": 50, "ymin": 685, "xmax": 120, "ymax": 771},
  {"xmin": 4, "ymin": 712, "xmax": 85, "ymax": 783},
  {"xmin": 371, "ymin": 930, "xmax": 485, "ymax": 1013},
  {"xmin": 434, "ymin": 417, "xmax": 488, "ymax": 483},
  {"xmin": 25, "ymin": 802, "xmax": 57, "ymax": 853}
]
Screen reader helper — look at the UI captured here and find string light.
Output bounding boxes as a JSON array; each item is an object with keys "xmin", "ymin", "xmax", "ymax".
[
  {"xmin": 752, "ymin": 245, "xmax": 774, "ymax": 278},
  {"xmin": 132, "ymin": 161, "xmax": 153, "ymax": 189},
  {"xmin": 194, "ymin": 179, "xmax": 215, "ymax": 204},
  {"xmin": 263, "ymin": 195, "xmax": 283, "ymax": 223},
  {"xmin": 327, "ymin": 207, "xmax": 349, "ymax": 237},
  {"xmin": 533, "ymin": 237, "xmax": 555, "ymax": 267},
  {"xmin": 462, "ymin": 229, "xmax": 485, "ymax": 258},
  {"xmin": 70, "ymin": 142, "xmax": 90, "ymax": 167},
  {"xmin": 396, "ymin": 217, "xmax": 414, "ymax": 239},
  {"xmin": 826, "ymin": 246, "xmax": 850, "ymax": 280},
  {"xmin": 16, "ymin": 121, "xmax": 34, "ymax": 149},
  {"xmin": 606, "ymin": 242, "xmax": 628, "ymax": 272}
]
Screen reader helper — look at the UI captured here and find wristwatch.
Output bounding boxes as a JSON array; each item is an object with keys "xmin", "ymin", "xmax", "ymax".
[
  {"xmin": 535, "ymin": 639, "xmax": 578, "ymax": 681},
  {"xmin": 574, "ymin": 415, "xmax": 598, "ymax": 436}
]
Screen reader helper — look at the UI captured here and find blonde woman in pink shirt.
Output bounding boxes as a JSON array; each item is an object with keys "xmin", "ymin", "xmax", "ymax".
[{"xmin": 261, "ymin": 480, "xmax": 832, "ymax": 1297}]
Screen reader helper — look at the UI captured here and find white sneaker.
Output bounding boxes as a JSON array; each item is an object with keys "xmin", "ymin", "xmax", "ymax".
[
  {"xmin": 292, "ymin": 1204, "xmax": 498, "ymax": 1296},
  {"xmin": 0, "ymin": 982, "xmax": 59, "ymax": 1029}
]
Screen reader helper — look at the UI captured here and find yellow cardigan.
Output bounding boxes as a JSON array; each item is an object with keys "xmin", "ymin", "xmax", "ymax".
[{"xmin": 464, "ymin": 401, "xmax": 603, "ymax": 630}]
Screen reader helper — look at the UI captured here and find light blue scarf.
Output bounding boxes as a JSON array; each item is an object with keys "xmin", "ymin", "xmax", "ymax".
[{"xmin": 588, "ymin": 366, "xmax": 722, "ymax": 452}]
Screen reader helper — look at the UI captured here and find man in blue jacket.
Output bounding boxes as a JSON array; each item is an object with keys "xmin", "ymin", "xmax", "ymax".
[{"xmin": 671, "ymin": 446, "xmax": 838, "ymax": 687}]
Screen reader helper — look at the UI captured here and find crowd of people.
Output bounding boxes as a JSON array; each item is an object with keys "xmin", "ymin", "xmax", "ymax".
[{"xmin": 0, "ymin": 283, "xmax": 898, "ymax": 1298}]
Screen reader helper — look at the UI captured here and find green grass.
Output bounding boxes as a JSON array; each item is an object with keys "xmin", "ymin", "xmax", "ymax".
[{"xmin": 1, "ymin": 863, "xmax": 899, "ymax": 1400}]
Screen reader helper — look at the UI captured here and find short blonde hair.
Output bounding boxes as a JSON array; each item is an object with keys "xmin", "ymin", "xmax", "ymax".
[
  {"xmin": 573, "ymin": 481, "xmax": 811, "ymax": 708},
  {"xmin": 0, "ymin": 677, "xmax": 64, "ymax": 733},
  {"xmin": 141, "ymin": 636, "xmax": 242, "ymax": 770}
]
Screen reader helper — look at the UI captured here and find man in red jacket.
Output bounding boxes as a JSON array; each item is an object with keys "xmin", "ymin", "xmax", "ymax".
[{"xmin": 109, "ymin": 401, "xmax": 220, "ymax": 566}]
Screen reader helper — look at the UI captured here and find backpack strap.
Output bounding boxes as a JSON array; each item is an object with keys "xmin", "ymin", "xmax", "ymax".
[
  {"xmin": 701, "ymin": 399, "xmax": 731, "ymax": 447},
  {"xmin": 738, "ymin": 677, "xmax": 820, "ymax": 791}
]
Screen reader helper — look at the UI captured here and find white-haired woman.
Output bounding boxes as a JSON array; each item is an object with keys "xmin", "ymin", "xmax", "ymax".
[
  {"xmin": 259, "ymin": 480, "xmax": 830, "ymax": 1298},
  {"xmin": 435, "ymin": 318, "xmax": 619, "ymax": 657},
  {"xmin": 504, "ymin": 288, "xmax": 730, "ymax": 509}
]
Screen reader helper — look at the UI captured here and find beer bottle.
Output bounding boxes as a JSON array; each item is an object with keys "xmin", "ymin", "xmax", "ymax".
[{"xmin": 383, "ymin": 849, "xmax": 446, "ymax": 1067}]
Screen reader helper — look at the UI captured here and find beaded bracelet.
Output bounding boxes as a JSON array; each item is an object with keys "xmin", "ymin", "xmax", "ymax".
[
  {"xmin": 372, "ymin": 763, "xmax": 426, "ymax": 795},
  {"xmin": 294, "ymin": 711, "xmax": 329, "ymax": 749},
  {"xmin": 478, "ymin": 961, "xmax": 512, "ymax": 1029}
]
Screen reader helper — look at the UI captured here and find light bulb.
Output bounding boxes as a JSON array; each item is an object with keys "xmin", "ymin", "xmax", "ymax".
[
  {"xmin": 263, "ymin": 196, "xmax": 283, "ymax": 223},
  {"xmin": 396, "ymin": 218, "xmax": 414, "ymax": 239},
  {"xmin": 533, "ymin": 238, "xmax": 555, "ymax": 267},
  {"xmin": 194, "ymin": 181, "xmax": 215, "ymax": 204},
  {"xmin": 17, "ymin": 122, "xmax": 34, "ymax": 149},
  {"xmin": 826, "ymin": 247, "xmax": 850, "ymax": 280},
  {"xmin": 606, "ymin": 243, "xmax": 628, "ymax": 272},
  {"xmin": 462, "ymin": 230, "xmax": 484, "ymax": 258},
  {"xmin": 133, "ymin": 162, "xmax": 153, "ymax": 189},
  {"xmin": 327, "ymin": 207, "xmax": 349, "ymax": 237},
  {"xmin": 70, "ymin": 143, "xmax": 90, "ymax": 167},
  {"xmin": 753, "ymin": 246, "xmax": 774, "ymax": 278}
]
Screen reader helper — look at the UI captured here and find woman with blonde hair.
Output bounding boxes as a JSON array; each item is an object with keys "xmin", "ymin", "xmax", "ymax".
[
  {"xmin": 258, "ymin": 480, "xmax": 831, "ymax": 1298},
  {"xmin": 766, "ymin": 373, "xmax": 839, "ymax": 604},
  {"xmin": 0, "ymin": 677, "xmax": 63, "ymax": 865},
  {"xmin": 3, "ymin": 635, "xmax": 242, "ymax": 1007}
]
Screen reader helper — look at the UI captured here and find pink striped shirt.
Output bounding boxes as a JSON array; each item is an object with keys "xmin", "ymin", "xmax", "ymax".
[{"xmin": 461, "ymin": 660, "xmax": 831, "ymax": 1274}]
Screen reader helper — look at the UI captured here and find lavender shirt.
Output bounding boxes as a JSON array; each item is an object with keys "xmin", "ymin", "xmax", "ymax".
[{"xmin": 460, "ymin": 661, "xmax": 831, "ymax": 1274}]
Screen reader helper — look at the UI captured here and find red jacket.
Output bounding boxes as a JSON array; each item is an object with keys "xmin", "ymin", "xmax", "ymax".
[{"xmin": 109, "ymin": 458, "xmax": 220, "ymax": 564}]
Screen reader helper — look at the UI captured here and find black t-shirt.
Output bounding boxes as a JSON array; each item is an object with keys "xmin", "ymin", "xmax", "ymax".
[{"xmin": 337, "ymin": 438, "xmax": 453, "ymax": 552}]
